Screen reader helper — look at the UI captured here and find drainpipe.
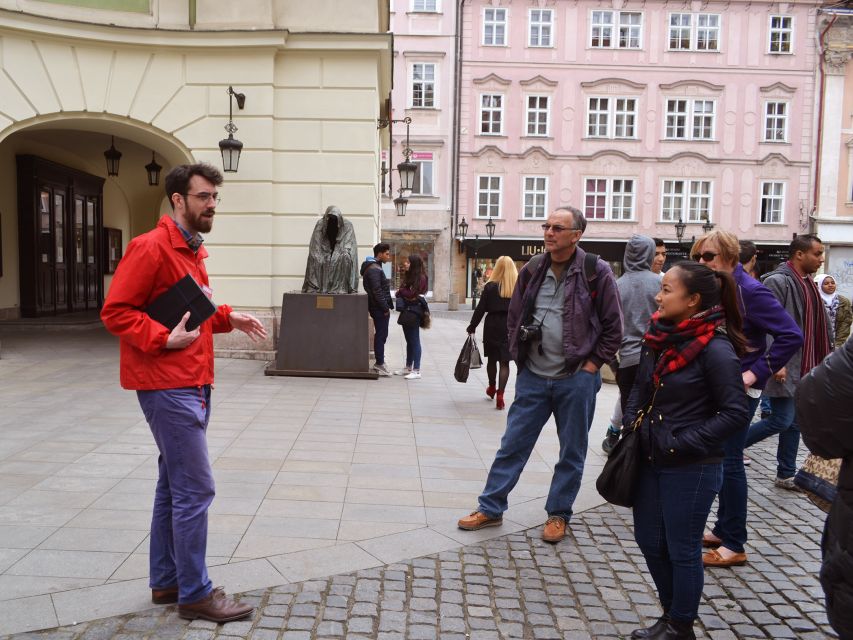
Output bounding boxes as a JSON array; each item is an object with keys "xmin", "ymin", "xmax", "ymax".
[
  {"xmin": 812, "ymin": 14, "xmax": 837, "ymax": 227},
  {"xmin": 448, "ymin": 0, "xmax": 467, "ymax": 305}
]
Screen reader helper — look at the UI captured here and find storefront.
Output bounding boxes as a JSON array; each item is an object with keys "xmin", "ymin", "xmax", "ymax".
[{"xmin": 382, "ymin": 231, "xmax": 439, "ymax": 294}]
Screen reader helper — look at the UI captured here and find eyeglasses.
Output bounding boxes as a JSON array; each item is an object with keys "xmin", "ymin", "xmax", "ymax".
[
  {"xmin": 185, "ymin": 192, "xmax": 221, "ymax": 204},
  {"xmin": 541, "ymin": 224, "xmax": 580, "ymax": 233},
  {"xmin": 692, "ymin": 251, "xmax": 719, "ymax": 262}
]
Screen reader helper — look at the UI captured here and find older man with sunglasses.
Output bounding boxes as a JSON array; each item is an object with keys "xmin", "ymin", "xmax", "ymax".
[
  {"xmin": 457, "ymin": 207, "xmax": 623, "ymax": 543},
  {"xmin": 690, "ymin": 230, "xmax": 802, "ymax": 568}
]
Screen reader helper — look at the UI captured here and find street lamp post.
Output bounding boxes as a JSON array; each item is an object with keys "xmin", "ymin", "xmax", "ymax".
[{"xmin": 464, "ymin": 217, "xmax": 496, "ymax": 310}]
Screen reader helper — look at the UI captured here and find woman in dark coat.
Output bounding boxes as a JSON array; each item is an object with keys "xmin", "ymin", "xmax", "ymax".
[
  {"xmin": 395, "ymin": 255, "xmax": 428, "ymax": 380},
  {"xmin": 625, "ymin": 261, "xmax": 750, "ymax": 640},
  {"xmin": 467, "ymin": 256, "xmax": 518, "ymax": 409},
  {"xmin": 797, "ymin": 335, "xmax": 853, "ymax": 639}
]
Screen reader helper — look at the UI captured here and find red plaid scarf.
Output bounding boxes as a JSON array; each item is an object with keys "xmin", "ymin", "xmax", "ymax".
[
  {"xmin": 786, "ymin": 261, "xmax": 832, "ymax": 375},
  {"xmin": 643, "ymin": 306, "xmax": 726, "ymax": 385}
]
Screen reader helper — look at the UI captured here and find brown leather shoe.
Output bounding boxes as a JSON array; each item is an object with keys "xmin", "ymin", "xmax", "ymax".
[
  {"xmin": 702, "ymin": 532, "xmax": 722, "ymax": 548},
  {"xmin": 542, "ymin": 516, "xmax": 566, "ymax": 543},
  {"xmin": 151, "ymin": 586, "xmax": 178, "ymax": 605},
  {"xmin": 457, "ymin": 511, "xmax": 502, "ymax": 531},
  {"xmin": 703, "ymin": 548, "xmax": 747, "ymax": 567},
  {"xmin": 178, "ymin": 586, "xmax": 254, "ymax": 623}
]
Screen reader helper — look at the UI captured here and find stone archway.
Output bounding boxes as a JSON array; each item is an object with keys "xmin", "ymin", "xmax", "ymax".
[{"xmin": 0, "ymin": 115, "xmax": 194, "ymax": 319}]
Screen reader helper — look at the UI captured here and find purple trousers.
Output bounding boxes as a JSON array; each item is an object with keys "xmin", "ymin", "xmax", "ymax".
[{"xmin": 137, "ymin": 386, "xmax": 214, "ymax": 604}]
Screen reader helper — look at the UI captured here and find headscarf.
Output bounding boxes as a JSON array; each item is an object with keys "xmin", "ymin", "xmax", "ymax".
[{"xmin": 815, "ymin": 274, "xmax": 839, "ymax": 338}]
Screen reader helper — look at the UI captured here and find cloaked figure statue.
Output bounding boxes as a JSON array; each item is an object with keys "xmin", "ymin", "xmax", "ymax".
[{"xmin": 302, "ymin": 205, "xmax": 359, "ymax": 294}]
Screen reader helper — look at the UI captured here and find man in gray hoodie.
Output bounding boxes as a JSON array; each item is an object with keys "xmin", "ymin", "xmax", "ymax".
[{"xmin": 603, "ymin": 235, "xmax": 662, "ymax": 452}]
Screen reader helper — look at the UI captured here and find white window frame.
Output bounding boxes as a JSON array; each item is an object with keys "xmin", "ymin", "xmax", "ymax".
[
  {"xmin": 522, "ymin": 176, "xmax": 549, "ymax": 219},
  {"xmin": 589, "ymin": 10, "xmax": 643, "ymax": 49},
  {"xmin": 525, "ymin": 95, "xmax": 550, "ymax": 136},
  {"xmin": 759, "ymin": 181, "xmax": 785, "ymax": 223},
  {"xmin": 763, "ymin": 101, "xmax": 788, "ymax": 142},
  {"xmin": 667, "ymin": 12, "xmax": 721, "ymax": 51},
  {"xmin": 483, "ymin": 7, "xmax": 508, "ymax": 46},
  {"xmin": 768, "ymin": 15, "xmax": 793, "ymax": 54},
  {"xmin": 479, "ymin": 93, "xmax": 504, "ymax": 135},
  {"xmin": 664, "ymin": 98, "xmax": 716, "ymax": 140},
  {"xmin": 410, "ymin": 62, "xmax": 437, "ymax": 108},
  {"xmin": 528, "ymin": 8, "xmax": 554, "ymax": 47},
  {"xmin": 587, "ymin": 96, "xmax": 638, "ymax": 139},
  {"xmin": 477, "ymin": 175, "xmax": 503, "ymax": 219},
  {"xmin": 583, "ymin": 177, "xmax": 637, "ymax": 221},
  {"xmin": 412, "ymin": 0, "xmax": 439, "ymax": 12},
  {"xmin": 660, "ymin": 179, "xmax": 713, "ymax": 222},
  {"xmin": 410, "ymin": 157, "xmax": 435, "ymax": 196}
]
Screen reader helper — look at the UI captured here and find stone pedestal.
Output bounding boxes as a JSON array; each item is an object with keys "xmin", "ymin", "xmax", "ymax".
[{"xmin": 265, "ymin": 292, "xmax": 377, "ymax": 379}]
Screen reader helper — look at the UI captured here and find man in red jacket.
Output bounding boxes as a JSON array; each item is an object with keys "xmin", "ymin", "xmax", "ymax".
[{"xmin": 101, "ymin": 163, "xmax": 266, "ymax": 623}]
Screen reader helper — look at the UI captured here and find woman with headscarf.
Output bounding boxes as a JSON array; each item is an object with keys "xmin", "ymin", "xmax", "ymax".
[{"xmin": 815, "ymin": 274, "xmax": 852, "ymax": 348}]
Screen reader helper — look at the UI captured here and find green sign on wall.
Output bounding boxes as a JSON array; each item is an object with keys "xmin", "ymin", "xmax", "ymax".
[{"xmin": 39, "ymin": 0, "xmax": 150, "ymax": 13}]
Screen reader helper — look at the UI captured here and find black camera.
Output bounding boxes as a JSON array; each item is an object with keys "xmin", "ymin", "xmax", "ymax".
[{"xmin": 518, "ymin": 324, "xmax": 542, "ymax": 342}]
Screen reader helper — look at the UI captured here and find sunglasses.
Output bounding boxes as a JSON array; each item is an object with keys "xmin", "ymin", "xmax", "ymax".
[
  {"xmin": 541, "ymin": 224, "xmax": 579, "ymax": 233},
  {"xmin": 692, "ymin": 251, "xmax": 719, "ymax": 262}
]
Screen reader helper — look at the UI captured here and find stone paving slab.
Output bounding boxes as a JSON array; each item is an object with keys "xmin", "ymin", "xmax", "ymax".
[
  {"xmin": 0, "ymin": 314, "xmax": 615, "ymax": 634},
  {"xmin": 1, "ymin": 440, "xmax": 835, "ymax": 639}
]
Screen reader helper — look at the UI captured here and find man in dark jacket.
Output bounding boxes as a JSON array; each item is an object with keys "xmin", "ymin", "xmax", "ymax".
[
  {"xmin": 745, "ymin": 235, "xmax": 833, "ymax": 489},
  {"xmin": 458, "ymin": 206, "xmax": 623, "ymax": 543},
  {"xmin": 360, "ymin": 243, "xmax": 393, "ymax": 376},
  {"xmin": 797, "ymin": 335, "xmax": 853, "ymax": 639}
]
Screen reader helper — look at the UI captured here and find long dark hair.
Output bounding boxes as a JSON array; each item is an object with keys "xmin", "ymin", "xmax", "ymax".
[
  {"xmin": 404, "ymin": 254, "xmax": 426, "ymax": 289},
  {"xmin": 670, "ymin": 261, "xmax": 748, "ymax": 356}
]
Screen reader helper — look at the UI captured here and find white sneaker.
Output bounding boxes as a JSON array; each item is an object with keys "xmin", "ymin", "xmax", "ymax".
[
  {"xmin": 373, "ymin": 363, "xmax": 391, "ymax": 377},
  {"xmin": 404, "ymin": 371, "xmax": 421, "ymax": 380},
  {"xmin": 393, "ymin": 368, "xmax": 411, "ymax": 376}
]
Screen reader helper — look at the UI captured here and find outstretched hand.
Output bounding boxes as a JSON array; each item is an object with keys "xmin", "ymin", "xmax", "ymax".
[
  {"xmin": 230, "ymin": 312, "xmax": 268, "ymax": 342},
  {"xmin": 165, "ymin": 312, "xmax": 200, "ymax": 349}
]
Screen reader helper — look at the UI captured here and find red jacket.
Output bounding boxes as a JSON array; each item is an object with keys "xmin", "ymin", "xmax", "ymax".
[{"xmin": 101, "ymin": 216, "xmax": 233, "ymax": 390}]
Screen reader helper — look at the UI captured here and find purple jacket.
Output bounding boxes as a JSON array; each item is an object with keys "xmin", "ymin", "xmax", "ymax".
[
  {"xmin": 734, "ymin": 263, "xmax": 803, "ymax": 389},
  {"xmin": 507, "ymin": 247, "xmax": 623, "ymax": 370}
]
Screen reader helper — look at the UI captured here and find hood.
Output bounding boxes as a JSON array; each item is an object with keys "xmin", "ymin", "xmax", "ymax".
[
  {"xmin": 622, "ymin": 235, "xmax": 655, "ymax": 273},
  {"xmin": 360, "ymin": 256, "xmax": 378, "ymax": 275}
]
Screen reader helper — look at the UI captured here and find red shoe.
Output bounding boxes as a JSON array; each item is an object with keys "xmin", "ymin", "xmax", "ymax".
[
  {"xmin": 496, "ymin": 391, "xmax": 505, "ymax": 410},
  {"xmin": 486, "ymin": 385, "xmax": 496, "ymax": 399}
]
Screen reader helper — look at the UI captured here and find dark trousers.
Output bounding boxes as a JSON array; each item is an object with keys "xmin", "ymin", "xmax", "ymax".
[
  {"xmin": 745, "ymin": 396, "xmax": 800, "ymax": 479},
  {"xmin": 369, "ymin": 309, "xmax": 390, "ymax": 365},
  {"xmin": 711, "ymin": 395, "xmax": 760, "ymax": 553},
  {"xmin": 633, "ymin": 461, "xmax": 723, "ymax": 624},
  {"xmin": 615, "ymin": 364, "xmax": 639, "ymax": 416},
  {"xmin": 137, "ymin": 386, "xmax": 215, "ymax": 605}
]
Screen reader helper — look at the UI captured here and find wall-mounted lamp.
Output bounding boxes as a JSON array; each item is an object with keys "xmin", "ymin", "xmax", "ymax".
[
  {"xmin": 145, "ymin": 152, "xmax": 162, "ymax": 186},
  {"xmin": 701, "ymin": 216, "xmax": 715, "ymax": 234},
  {"xmin": 674, "ymin": 217, "xmax": 687, "ymax": 246},
  {"xmin": 377, "ymin": 116, "xmax": 415, "ymax": 215},
  {"xmin": 458, "ymin": 216, "xmax": 469, "ymax": 253},
  {"xmin": 219, "ymin": 86, "xmax": 246, "ymax": 173},
  {"xmin": 104, "ymin": 136, "xmax": 122, "ymax": 177}
]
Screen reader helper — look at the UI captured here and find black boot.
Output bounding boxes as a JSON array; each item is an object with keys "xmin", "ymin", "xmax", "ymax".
[
  {"xmin": 630, "ymin": 614, "xmax": 669, "ymax": 639},
  {"xmin": 660, "ymin": 618, "xmax": 696, "ymax": 640}
]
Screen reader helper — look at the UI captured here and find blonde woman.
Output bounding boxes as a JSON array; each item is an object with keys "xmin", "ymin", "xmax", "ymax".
[{"xmin": 467, "ymin": 256, "xmax": 519, "ymax": 409}]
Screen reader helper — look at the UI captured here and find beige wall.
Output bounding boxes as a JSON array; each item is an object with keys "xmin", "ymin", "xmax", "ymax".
[{"xmin": 0, "ymin": 14, "xmax": 391, "ymax": 317}]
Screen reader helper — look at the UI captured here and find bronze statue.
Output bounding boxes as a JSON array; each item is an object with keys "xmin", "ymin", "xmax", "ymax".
[{"xmin": 302, "ymin": 205, "xmax": 359, "ymax": 294}]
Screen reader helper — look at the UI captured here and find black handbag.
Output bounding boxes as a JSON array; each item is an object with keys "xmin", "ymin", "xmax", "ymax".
[
  {"xmin": 397, "ymin": 309, "xmax": 420, "ymax": 328},
  {"xmin": 596, "ymin": 385, "xmax": 659, "ymax": 508},
  {"xmin": 454, "ymin": 335, "xmax": 479, "ymax": 382}
]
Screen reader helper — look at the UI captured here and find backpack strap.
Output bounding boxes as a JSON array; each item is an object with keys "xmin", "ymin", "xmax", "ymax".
[{"xmin": 584, "ymin": 252, "xmax": 600, "ymax": 300}]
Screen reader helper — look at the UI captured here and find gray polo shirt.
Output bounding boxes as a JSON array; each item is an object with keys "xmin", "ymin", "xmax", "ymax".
[{"xmin": 526, "ymin": 268, "xmax": 569, "ymax": 379}]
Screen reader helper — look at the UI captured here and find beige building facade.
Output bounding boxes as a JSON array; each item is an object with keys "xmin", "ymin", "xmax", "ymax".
[{"xmin": 0, "ymin": 0, "xmax": 392, "ymax": 352}]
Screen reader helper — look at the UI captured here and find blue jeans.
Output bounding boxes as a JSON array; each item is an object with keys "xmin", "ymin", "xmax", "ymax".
[
  {"xmin": 402, "ymin": 323, "xmax": 422, "ymax": 370},
  {"xmin": 369, "ymin": 309, "xmax": 390, "ymax": 365},
  {"xmin": 711, "ymin": 395, "xmax": 760, "ymax": 553},
  {"xmin": 478, "ymin": 367, "xmax": 601, "ymax": 520},
  {"xmin": 633, "ymin": 462, "xmax": 723, "ymax": 624},
  {"xmin": 137, "ymin": 386, "xmax": 215, "ymax": 605},
  {"xmin": 745, "ymin": 396, "xmax": 800, "ymax": 479}
]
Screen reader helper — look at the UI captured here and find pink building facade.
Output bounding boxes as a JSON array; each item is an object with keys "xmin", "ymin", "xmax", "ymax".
[{"xmin": 456, "ymin": 0, "xmax": 822, "ymax": 293}]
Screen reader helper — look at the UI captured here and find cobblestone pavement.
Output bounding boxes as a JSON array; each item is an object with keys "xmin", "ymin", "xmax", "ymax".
[{"xmin": 2, "ymin": 437, "xmax": 835, "ymax": 640}]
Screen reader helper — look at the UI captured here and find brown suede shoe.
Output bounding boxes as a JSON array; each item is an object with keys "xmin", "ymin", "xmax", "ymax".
[
  {"xmin": 703, "ymin": 548, "xmax": 747, "ymax": 567},
  {"xmin": 151, "ymin": 586, "xmax": 178, "ymax": 605},
  {"xmin": 457, "ymin": 511, "xmax": 502, "ymax": 531},
  {"xmin": 178, "ymin": 587, "xmax": 254, "ymax": 623},
  {"xmin": 542, "ymin": 516, "xmax": 566, "ymax": 543}
]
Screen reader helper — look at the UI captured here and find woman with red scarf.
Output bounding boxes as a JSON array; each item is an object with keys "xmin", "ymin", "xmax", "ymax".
[{"xmin": 625, "ymin": 261, "xmax": 750, "ymax": 640}]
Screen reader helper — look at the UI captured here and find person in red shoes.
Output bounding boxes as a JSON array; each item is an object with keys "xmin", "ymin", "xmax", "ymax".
[
  {"xmin": 101, "ymin": 163, "xmax": 266, "ymax": 624},
  {"xmin": 467, "ymin": 255, "xmax": 518, "ymax": 410}
]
